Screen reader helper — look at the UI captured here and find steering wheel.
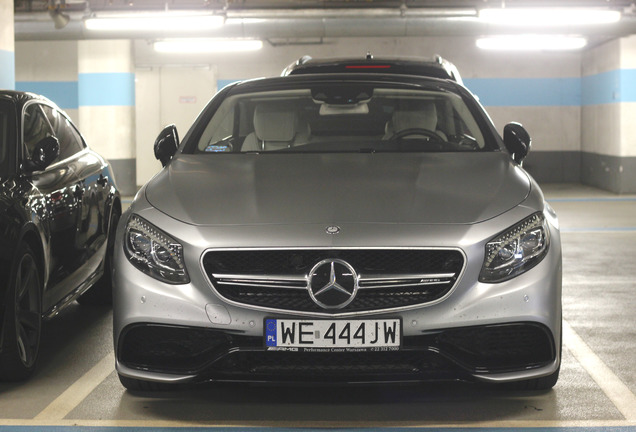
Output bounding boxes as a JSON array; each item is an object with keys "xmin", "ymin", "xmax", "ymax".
[{"xmin": 390, "ymin": 128, "xmax": 444, "ymax": 142}]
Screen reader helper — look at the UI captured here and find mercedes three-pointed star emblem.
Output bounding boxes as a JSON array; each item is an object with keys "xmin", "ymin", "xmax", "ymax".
[{"xmin": 307, "ymin": 259, "xmax": 358, "ymax": 309}]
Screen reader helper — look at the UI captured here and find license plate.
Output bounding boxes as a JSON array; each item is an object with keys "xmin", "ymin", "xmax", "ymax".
[{"xmin": 265, "ymin": 318, "xmax": 401, "ymax": 352}]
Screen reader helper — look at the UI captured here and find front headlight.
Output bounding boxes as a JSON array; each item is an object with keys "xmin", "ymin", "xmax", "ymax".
[
  {"xmin": 124, "ymin": 214, "xmax": 189, "ymax": 284},
  {"xmin": 479, "ymin": 212, "xmax": 550, "ymax": 283}
]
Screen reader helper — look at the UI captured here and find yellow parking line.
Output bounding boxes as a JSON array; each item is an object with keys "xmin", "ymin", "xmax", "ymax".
[
  {"xmin": 563, "ymin": 319, "xmax": 636, "ymax": 421},
  {"xmin": 34, "ymin": 352, "xmax": 115, "ymax": 421}
]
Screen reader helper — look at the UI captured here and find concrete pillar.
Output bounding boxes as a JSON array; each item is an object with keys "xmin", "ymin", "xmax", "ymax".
[
  {"xmin": 0, "ymin": 0, "xmax": 15, "ymax": 89},
  {"xmin": 581, "ymin": 36, "xmax": 636, "ymax": 194},
  {"xmin": 78, "ymin": 39, "xmax": 136, "ymax": 195},
  {"xmin": 15, "ymin": 41, "xmax": 79, "ymax": 122}
]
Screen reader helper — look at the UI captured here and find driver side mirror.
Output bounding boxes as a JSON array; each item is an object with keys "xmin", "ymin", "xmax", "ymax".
[
  {"xmin": 503, "ymin": 122, "xmax": 531, "ymax": 164},
  {"xmin": 154, "ymin": 124, "xmax": 179, "ymax": 167},
  {"xmin": 23, "ymin": 136, "xmax": 60, "ymax": 173}
]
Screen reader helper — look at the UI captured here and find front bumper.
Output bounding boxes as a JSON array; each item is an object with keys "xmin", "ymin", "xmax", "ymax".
[
  {"xmin": 113, "ymin": 202, "xmax": 562, "ymax": 385},
  {"xmin": 116, "ymin": 321, "xmax": 557, "ymax": 384}
]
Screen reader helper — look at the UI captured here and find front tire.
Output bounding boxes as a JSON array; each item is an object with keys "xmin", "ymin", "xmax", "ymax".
[{"xmin": 0, "ymin": 244, "xmax": 42, "ymax": 381}]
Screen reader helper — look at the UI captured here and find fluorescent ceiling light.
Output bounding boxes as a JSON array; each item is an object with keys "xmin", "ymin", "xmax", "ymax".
[
  {"xmin": 479, "ymin": 8, "xmax": 621, "ymax": 26},
  {"xmin": 85, "ymin": 13, "xmax": 224, "ymax": 31},
  {"xmin": 476, "ymin": 35, "xmax": 587, "ymax": 51},
  {"xmin": 154, "ymin": 39, "xmax": 263, "ymax": 53}
]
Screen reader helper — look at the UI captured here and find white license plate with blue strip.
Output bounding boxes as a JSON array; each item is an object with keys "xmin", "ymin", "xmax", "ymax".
[{"xmin": 265, "ymin": 319, "xmax": 401, "ymax": 352}]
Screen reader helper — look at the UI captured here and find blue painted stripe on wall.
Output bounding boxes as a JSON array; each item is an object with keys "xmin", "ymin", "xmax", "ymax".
[
  {"xmin": 463, "ymin": 77, "xmax": 581, "ymax": 107},
  {"xmin": 620, "ymin": 69, "xmax": 636, "ymax": 102},
  {"xmin": 582, "ymin": 70, "xmax": 620, "ymax": 105},
  {"xmin": 0, "ymin": 49, "xmax": 16, "ymax": 90},
  {"xmin": 78, "ymin": 72, "xmax": 135, "ymax": 107},
  {"xmin": 15, "ymin": 81, "xmax": 79, "ymax": 109},
  {"xmin": 217, "ymin": 79, "xmax": 240, "ymax": 90},
  {"xmin": 581, "ymin": 69, "xmax": 636, "ymax": 105},
  {"xmin": 465, "ymin": 70, "xmax": 636, "ymax": 107}
]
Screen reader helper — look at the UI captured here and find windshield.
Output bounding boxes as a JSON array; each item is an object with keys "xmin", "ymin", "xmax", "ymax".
[
  {"xmin": 194, "ymin": 83, "xmax": 495, "ymax": 154},
  {"xmin": 0, "ymin": 102, "xmax": 15, "ymax": 174}
]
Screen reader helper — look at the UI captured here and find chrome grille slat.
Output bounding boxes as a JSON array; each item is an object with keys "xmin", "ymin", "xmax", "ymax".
[
  {"xmin": 216, "ymin": 280, "xmax": 307, "ymax": 290},
  {"xmin": 213, "ymin": 273, "xmax": 307, "ymax": 290},
  {"xmin": 212, "ymin": 274, "xmax": 307, "ymax": 282},
  {"xmin": 358, "ymin": 280, "xmax": 452, "ymax": 289},
  {"xmin": 358, "ymin": 272, "xmax": 455, "ymax": 290},
  {"xmin": 214, "ymin": 272, "xmax": 455, "ymax": 290}
]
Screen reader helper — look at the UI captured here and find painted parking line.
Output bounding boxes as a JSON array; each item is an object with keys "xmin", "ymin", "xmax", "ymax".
[
  {"xmin": 548, "ymin": 197, "xmax": 636, "ymax": 202},
  {"xmin": 563, "ymin": 320, "xmax": 636, "ymax": 421},
  {"xmin": 34, "ymin": 352, "xmax": 115, "ymax": 421},
  {"xmin": 561, "ymin": 227, "xmax": 636, "ymax": 233}
]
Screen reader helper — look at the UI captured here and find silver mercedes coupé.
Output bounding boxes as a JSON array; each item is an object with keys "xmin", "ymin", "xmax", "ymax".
[{"xmin": 113, "ymin": 71, "xmax": 562, "ymax": 391}]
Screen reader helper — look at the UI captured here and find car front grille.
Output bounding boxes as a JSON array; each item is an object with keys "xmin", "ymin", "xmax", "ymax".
[{"xmin": 202, "ymin": 249, "xmax": 464, "ymax": 313}]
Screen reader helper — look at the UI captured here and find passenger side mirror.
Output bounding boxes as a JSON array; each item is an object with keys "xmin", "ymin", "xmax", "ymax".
[
  {"xmin": 154, "ymin": 124, "xmax": 179, "ymax": 167},
  {"xmin": 503, "ymin": 122, "xmax": 531, "ymax": 164},
  {"xmin": 24, "ymin": 136, "xmax": 60, "ymax": 173}
]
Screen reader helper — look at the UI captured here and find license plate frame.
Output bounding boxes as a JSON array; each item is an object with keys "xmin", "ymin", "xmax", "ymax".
[{"xmin": 264, "ymin": 318, "xmax": 402, "ymax": 352}]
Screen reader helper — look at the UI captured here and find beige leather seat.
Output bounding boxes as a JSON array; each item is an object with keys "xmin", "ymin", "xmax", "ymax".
[
  {"xmin": 384, "ymin": 102, "xmax": 447, "ymax": 140},
  {"xmin": 242, "ymin": 103, "xmax": 299, "ymax": 152}
]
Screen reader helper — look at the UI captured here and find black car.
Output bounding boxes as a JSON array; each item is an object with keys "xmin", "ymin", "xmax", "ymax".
[
  {"xmin": 281, "ymin": 54, "xmax": 463, "ymax": 84},
  {"xmin": 0, "ymin": 91, "xmax": 121, "ymax": 381}
]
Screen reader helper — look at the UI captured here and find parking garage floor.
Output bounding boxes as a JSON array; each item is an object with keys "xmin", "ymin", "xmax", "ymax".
[{"xmin": 1, "ymin": 183, "xmax": 635, "ymax": 432}]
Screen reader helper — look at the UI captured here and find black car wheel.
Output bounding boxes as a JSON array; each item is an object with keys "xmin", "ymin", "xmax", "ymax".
[
  {"xmin": 77, "ymin": 207, "xmax": 121, "ymax": 306},
  {"xmin": 0, "ymin": 244, "xmax": 42, "ymax": 381}
]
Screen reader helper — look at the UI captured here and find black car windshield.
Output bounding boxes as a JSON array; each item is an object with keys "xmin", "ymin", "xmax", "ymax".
[
  {"xmin": 195, "ymin": 84, "xmax": 494, "ymax": 154},
  {"xmin": 0, "ymin": 103, "xmax": 14, "ymax": 174}
]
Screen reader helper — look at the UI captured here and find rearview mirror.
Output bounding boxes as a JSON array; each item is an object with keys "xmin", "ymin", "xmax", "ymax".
[
  {"xmin": 24, "ymin": 136, "xmax": 60, "ymax": 173},
  {"xmin": 503, "ymin": 122, "xmax": 531, "ymax": 164},
  {"xmin": 154, "ymin": 124, "xmax": 179, "ymax": 167}
]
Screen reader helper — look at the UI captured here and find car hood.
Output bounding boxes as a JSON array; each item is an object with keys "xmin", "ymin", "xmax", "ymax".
[{"xmin": 145, "ymin": 152, "xmax": 530, "ymax": 226}]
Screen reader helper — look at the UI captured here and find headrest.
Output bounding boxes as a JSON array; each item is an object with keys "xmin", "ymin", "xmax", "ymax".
[
  {"xmin": 253, "ymin": 103, "xmax": 297, "ymax": 142},
  {"xmin": 391, "ymin": 103, "xmax": 438, "ymax": 132}
]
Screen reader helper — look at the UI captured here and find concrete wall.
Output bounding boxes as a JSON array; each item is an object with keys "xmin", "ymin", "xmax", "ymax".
[
  {"xmin": 135, "ymin": 66, "xmax": 216, "ymax": 184},
  {"xmin": 15, "ymin": 41, "xmax": 79, "ymax": 122},
  {"xmin": 134, "ymin": 36, "xmax": 583, "ymax": 186},
  {"xmin": 15, "ymin": 40, "xmax": 137, "ymax": 195},
  {"xmin": 0, "ymin": 0, "xmax": 14, "ymax": 90},
  {"xmin": 581, "ymin": 36, "xmax": 636, "ymax": 193},
  {"xmin": 19, "ymin": 35, "xmax": 636, "ymax": 193}
]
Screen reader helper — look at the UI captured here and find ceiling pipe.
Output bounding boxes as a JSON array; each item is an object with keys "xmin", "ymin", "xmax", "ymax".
[{"xmin": 14, "ymin": 10, "xmax": 636, "ymax": 41}]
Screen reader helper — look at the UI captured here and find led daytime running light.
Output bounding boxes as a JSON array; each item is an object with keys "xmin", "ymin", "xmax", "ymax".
[{"xmin": 480, "ymin": 212, "xmax": 550, "ymax": 283}]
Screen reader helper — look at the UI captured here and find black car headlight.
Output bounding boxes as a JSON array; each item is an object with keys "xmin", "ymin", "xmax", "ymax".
[
  {"xmin": 479, "ymin": 212, "xmax": 550, "ymax": 283},
  {"xmin": 124, "ymin": 214, "xmax": 189, "ymax": 284}
]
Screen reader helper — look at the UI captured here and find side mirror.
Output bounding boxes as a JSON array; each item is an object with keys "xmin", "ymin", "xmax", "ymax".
[
  {"xmin": 24, "ymin": 136, "xmax": 60, "ymax": 173},
  {"xmin": 503, "ymin": 122, "xmax": 531, "ymax": 164},
  {"xmin": 154, "ymin": 124, "xmax": 179, "ymax": 167}
]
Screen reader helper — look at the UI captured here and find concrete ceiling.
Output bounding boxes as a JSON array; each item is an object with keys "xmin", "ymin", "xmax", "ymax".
[
  {"xmin": 13, "ymin": 0, "xmax": 636, "ymax": 43},
  {"xmin": 14, "ymin": 0, "xmax": 636, "ymax": 14}
]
